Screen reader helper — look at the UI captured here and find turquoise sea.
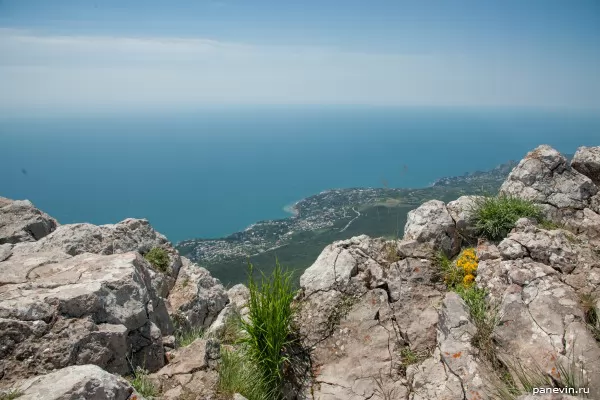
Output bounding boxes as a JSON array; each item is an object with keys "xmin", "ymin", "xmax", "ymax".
[{"xmin": 1, "ymin": 107, "xmax": 599, "ymax": 243}]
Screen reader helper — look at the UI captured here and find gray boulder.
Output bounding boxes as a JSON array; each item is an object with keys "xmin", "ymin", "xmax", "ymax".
[
  {"xmin": 446, "ymin": 195, "xmax": 482, "ymax": 241},
  {"xmin": 404, "ymin": 200, "xmax": 461, "ymax": 257},
  {"xmin": 0, "ymin": 197, "xmax": 58, "ymax": 244},
  {"xmin": 0, "ymin": 252, "xmax": 171, "ymax": 383},
  {"xmin": 13, "ymin": 364, "xmax": 141, "ymax": 400},
  {"xmin": 500, "ymin": 145, "xmax": 600, "ymax": 242},
  {"xmin": 572, "ymin": 146, "xmax": 600, "ymax": 186},
  {"xmin": 11, "ymin": 218, "xmax": 182, "ymax": 296},
  {"xmin": 167, "ymin": 257, "xmax": 228, "ymax": 331}
]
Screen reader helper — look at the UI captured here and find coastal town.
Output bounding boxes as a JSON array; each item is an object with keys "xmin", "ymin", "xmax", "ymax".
[{"xmin": 176, "ymin": 160, "xmax": 518, "ymax": 266}]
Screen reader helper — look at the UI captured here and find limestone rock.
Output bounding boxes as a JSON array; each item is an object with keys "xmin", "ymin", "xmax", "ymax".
[
  {"xmin": 206, "ymin": 284, "xmax": 249, "ymax": 339},
  {"xmin": 0, "ymin": 252, "xmax": 171, "ymax": 383},
  {"xmin": 572, "ymin": 146, "xmax": 600, "ymax": 186},
  {"xmin": 300, "ymin": 235, "xmax": 385, "ymax": 296},
  {"xmin": 500, "ymin": 145, "xmax": 600, "ymax": 242},
  {"xmin": 404, "ymin": 200, "xmax": 461, "ymax": 257},
  {"xmin": 297, "ymin": 235, "xmax": 446, "ymax": 399},
  {"xmin": 476, "ymin": 220, "xmax": 600, "ymax": 398},
  {"xmin": 167, "ymin": 257, "xmax": 228, "ymax": 331},
  {"xmin": 13, "ymin": 364, "xmax": 141, "ymax": 400},
  {"xmin": 150, "ymin": 339, "xmax": 219, "ymax": 400},
  {"xmin": 0, "ymin": 197, "xmax": 58, "ymax": 244},
  {"xmin": 446, "ymin": 195, "xmax": 481, "ymax": 240}
]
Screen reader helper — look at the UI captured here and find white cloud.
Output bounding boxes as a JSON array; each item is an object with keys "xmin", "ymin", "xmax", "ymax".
[{"xmin": 0, "ymin": 28, "xmax": 599, "ymax": 112}]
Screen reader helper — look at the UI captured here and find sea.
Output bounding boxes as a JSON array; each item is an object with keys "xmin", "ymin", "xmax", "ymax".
[{"xmin": 1, "ymin": 106, "xmax": 599, "ymax": 243}]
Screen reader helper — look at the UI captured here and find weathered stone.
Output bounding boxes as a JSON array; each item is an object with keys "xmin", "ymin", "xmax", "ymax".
[
  {"xmin": 167, "ymin": 257, "xmax": 228, "ymax": 331},
  {"xmin": 300, "ymin": 235, "xmax": 384, "ymax": 296},
  {"xmin": 0, "ymin": 252, "xmax": 171, "ymax": 383},
  {"xmin": 14, "ymin": 364, "xmax": 141, "ymax": 400},
  {"xmin": 0, "ymin": 198, "xmax": 58, "ymax": 244},
  {"xmin": 447, "ymin": 195, "xmax": 482, "ymax": 240},
  {"xmin": 150, "ymin": 339, "xmax": 219, "ymax": 399},
  {"xmin": 572, "ymin": 146, "xmax": 600, "ymax": 186},
  {"xmin": 404, "ymin": 200, "xmax": 461, "ymax": 257}
]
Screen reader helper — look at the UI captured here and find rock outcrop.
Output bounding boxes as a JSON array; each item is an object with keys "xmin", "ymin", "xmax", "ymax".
[
  {"xmin": 0, "ymin": 252, "xmax": 170, "ymax": 382},
  {"xmin": 296, "ymin": 145, "xmax": 600, "ymax": 400},
  {"xmin": 0, "ymin": 198, "xmax": 229, "ymax": 397},
  {"xmin": 167, "ymin": 257, "xmax": 229, "ymax": 331},
  {"xmin": 0, "ymin": 197, "xmax": 58, "ymax": 244},
  {"xmin": 500, "ymin": 144, "xmax": 600, "ymax": 242},
  {"xmin": 12, "ymin": 364, "xmax": 142, "ymax": 400}
]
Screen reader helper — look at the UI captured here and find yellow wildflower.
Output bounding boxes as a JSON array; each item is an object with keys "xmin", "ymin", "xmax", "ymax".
[{"xmin": 463, "ymin": 274, "xmax": 475, "ymax": 286}]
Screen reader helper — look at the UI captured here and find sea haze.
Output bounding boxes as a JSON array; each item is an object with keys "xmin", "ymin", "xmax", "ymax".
[{"xmin": 1, "ymin": 106, "xmax": 599, "ymax": 243}]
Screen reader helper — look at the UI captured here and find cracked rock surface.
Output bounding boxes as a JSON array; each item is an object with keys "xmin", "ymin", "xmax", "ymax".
[
  {"xmin": 0, "ymin": 197, "xmax": 229, "ymax": 394},
  {"xmin": 12, "ymin": 364, "xmax": 143, "ymax": 400},
  {"xmin": 500, "ymin": 144, "xmax": 600, "ymax": 243},
  {"xmin": 0, "ymin": 197, "xmax": 58, "ymax": 245}
]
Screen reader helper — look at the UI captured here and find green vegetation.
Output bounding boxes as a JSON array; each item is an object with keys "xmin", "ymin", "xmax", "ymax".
[
  {"xmin": 175, "ymin": 326, "xmax": 204, "ymax": 348},
  {"xmin": 127, "ymin": 367, "xmax": 159, "ymax": 399},
  {"xmin": 144, "ymin": 247, "xmax": 170, "ymax": 272},
  {"xmin": 581, "ymin": 293, "xmax": 600, "ymax": 342},
  {"xmin": 219, "ymin": 311, "xmax": 244, "ymax": 345},
  {"xmin": 491, "ymin": 351, "xmax": 590, "ymax": 400},
  {"xmin": 218, "ymin": 348, "xmax": 271, "ymax": 400},
  {"xmin": 397, "ymin": 347, "xmax": 428, "ymax": 376},
  {"xmin": 241, "ymin": 262, "xmax": 297, "ymax": 395},
  {"xmin": 0, "ymin": 390, "xmax": 23, "ymax": 400},
  {"xmin": 218, "ymin": 261, "xmax": 298, "ymax": 399},
  {"xmin": 456, "ymin": 285, "xmax": 501, "ymax": 368},
  {"xmin": 383, "ymin": 241, "xmax": 401, "ymax": 264},
  {"xmin": 471, "ymin": 195, "xmax": 543, "ymax": 241}
]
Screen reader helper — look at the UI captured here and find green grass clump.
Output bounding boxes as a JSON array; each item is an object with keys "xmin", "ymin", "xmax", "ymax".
[
  {"xmin": 491, "ymin": 351, "xmax": 590, "ymax": 400},
  {"xmin": 218, "ymin": 348, "xmax": 272, "ymax": 400},
  {"xmin": 127, "ymin": 367, "xmax": 158, "ymax": 399},
  {"xmin": 175, "ymin": 326, "xmax": 204, "ymax": 348},
  {"xmin": 240, "ymin": 261, "xmax": 298, "ymax": 396},
  {"xmin": 144, "ymin": 247, "xmax": 170, "ymax": 272},
  {"xmin": 220, "ymin": 311, "xmax": 244, "ymax": 345},
  {"xmin": 0, "ymin": 390, "xmax": 23, "ymax": 400},
  {"xmin": 581, "ymin": 293, "xmax": 600, "ymax": 342},
  {"xmin": 471, "ymin": 196, "xmax": 543, "ymax": 241}
]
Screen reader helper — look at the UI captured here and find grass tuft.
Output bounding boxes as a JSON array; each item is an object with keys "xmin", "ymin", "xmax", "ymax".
[
  {"xmin": 175, "ymin": 326, "xmax": 204, "ymax": 348},
  {"xmin": 471, "ymin": 196, "xmax": 543, "ymax": 241},
  {"xmin": 144, "ymin": 247, "xmax": 170, "ymax": 273},
  {"xmin": 127, "ymin": 367, "xmax": 159, "ymax": 399},
  {"xmin": 239, "ymin": 261, "xmax": 298, "ymax": 396},
  {"xmin": 218, "ymin": 348, "xmax": 272, "ymax": 400},
  {"xmin": 220, "ymin": 310, "xmax": 244, "ymax": 345},
  {"xmin": 580, "ymin": 293, "xmax": 600, "ymax": 342},
  {"xmin": 0, "ymin": 390, "xmax": 23, "ymax": 400},
  {"xmin": 490, "ymin": 350, "xmax": 590, "ymax": 400}
]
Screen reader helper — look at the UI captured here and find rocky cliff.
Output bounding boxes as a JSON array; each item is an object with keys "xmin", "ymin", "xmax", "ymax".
[{"xmin": 0, "ymin": 144, "xmax": 599, "ymax": 400}]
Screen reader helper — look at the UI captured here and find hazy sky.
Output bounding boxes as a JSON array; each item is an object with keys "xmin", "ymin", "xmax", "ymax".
[{"xmin": 1, "ymin": 0, "xmax": 600, "ymax": 113}]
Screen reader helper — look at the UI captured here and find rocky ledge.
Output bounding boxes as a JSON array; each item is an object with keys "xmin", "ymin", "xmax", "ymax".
[
  {"xmin": 0, "ymin": 144, "xmax": 599, "ymax": 400},
  {"xmin": 0, "ymin": 197, "xmax": 230, "ymax": 399}
]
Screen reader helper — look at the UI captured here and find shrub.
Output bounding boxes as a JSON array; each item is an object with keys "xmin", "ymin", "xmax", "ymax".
[
  {"xmin": 127, "ymin": 367, "xmax": 158, "ymax": 399},
  {"xmin": 471, "ymin": 196, "xmax": 543, "ymax": 241},
  {"xmin": 240, "ymin": 261, "xmax": 298, "ymax": 396},
  {"xmin": 144, "ymin": 247, "xmax": 170, "ymax": 272}
]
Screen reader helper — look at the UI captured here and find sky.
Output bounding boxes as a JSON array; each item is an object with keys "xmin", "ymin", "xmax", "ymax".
[{"xmin": 1, "ymin": 0, "xmax": 600, "ymax": 113}]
